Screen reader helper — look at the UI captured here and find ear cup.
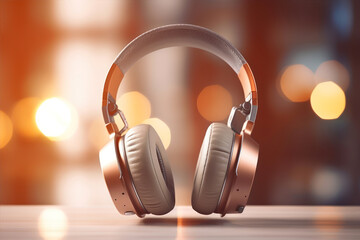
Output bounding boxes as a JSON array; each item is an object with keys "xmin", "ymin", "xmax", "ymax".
[
  {"xmin": 123, "ymin": 124, "xmax": 175, "ymax": 215},
  {"xmin": 192, "ymin": 123, "xmax": 235, "ymax": 214}
]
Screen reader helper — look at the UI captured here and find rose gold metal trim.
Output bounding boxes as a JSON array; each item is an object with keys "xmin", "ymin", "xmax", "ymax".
[
  {"xmin": 99, "ymin": 137, "xmax": 147, "ymax": 217},
  {"xmin": 102, "ymin": 64, "xmax": 127, "ymax": 135},
  {"xmin": 215, "ymin": 131, "xmax": 259, "ymax": 216},
  {"xmin": 102, "ymin": 64, "xmax": 123, "ymax": 107},
  {"xmin": 242, "ymin": 120, "xmax": 255, "ymax": 136},
  {"xmin": 238, "ymin": 63, "xmax": 258, "ymax": 106},
  {"xmin": 106, "ymin": 124, "xmax": 115, "ymax": 135}
]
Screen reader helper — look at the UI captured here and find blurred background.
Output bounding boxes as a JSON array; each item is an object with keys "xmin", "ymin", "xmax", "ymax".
[{"xmin": 0, "ymin": 0, "xmax": 359, "ymax": 208}]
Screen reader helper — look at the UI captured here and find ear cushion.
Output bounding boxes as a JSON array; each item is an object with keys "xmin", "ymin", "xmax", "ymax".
[
  {"xmin": 123, "ymin": 124, "xmax": 175, "ymax": 215},
  {"xmin": 192, "ymin": 123, "xmax": 235, "ymax": 214}
]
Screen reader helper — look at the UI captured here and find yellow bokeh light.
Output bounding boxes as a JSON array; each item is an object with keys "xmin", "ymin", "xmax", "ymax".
[
  {"xmin": 142, "ymin": 118, "xmax": 171, "ymax": 149},
  {"xmin": 280, "ymin": 64, "xmax": 315, "ymax": 102},
  {"xmin": 197, "ymin": 85, "xmax": 232, "ymax": 121},
  {"xmin": 38, "ymin": 207, "xmax": 68, "ymax": 240},
  {"xmin": 35, "ymin": 98, "xmax": 78, "ymax": 141},
  {"xmin": 118, "ymin": 91, "xmax": 151, "ymax": 128},
  {"xmin": 11, "ymin": 97, "xmax": 42, "ymax": 138},
  {"xmin": 310, "ymin": 81, "xmax": 346, "ymax": 120},
  {"xmin": 315, "ymin": 60, "xmax": 350, "ymax": 91},
  {"xmin": 0, "ymin": 111, "xmax": 13, "ymax": 149}
]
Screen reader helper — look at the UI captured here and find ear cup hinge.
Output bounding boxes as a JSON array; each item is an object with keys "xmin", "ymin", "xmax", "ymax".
[
  {"xmin": 103, "ymin": 94, "xmax": 128, "ymax": 136},
  {"xmin": 239, "ymin": 101, "xmax": 251, "ymax": 115},
  {"xmin": 113, "ymin": 109, "xmax": 129, "ymax": 136},
  {"xmin": 227, "ymin": 92, "xmax": 258, "ymax": 135}
]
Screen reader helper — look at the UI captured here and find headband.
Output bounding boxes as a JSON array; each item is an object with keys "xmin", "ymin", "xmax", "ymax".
[{"xmin": 102, "ymin": 24, "xmax": 258, "ymax": 135}]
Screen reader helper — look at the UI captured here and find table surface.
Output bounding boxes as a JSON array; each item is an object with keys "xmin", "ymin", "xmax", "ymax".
[{"xmin": 0, "ymin": 206, "xmax": 359, "ymax": 239}]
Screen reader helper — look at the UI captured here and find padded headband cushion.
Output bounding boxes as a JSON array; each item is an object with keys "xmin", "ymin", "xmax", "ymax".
[
  {"xmin": 123, "ymin": 124, "xmax": 175, "ymax": 215},
  {"xmin": 102, "ymin": 25, "xmax": 258, "ymax": 134},
  {"xmin": 115, "ymin": 24, "xmax": 246, "ymax": 73},
  {"xmin": 192, "ymin": 123, "xmax": 235, "ymax": 214}
]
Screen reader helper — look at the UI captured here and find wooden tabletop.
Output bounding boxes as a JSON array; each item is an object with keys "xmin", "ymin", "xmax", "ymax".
[{"xmin": 1, "ymin": 206, "xmax": 359, "ymax": 239}]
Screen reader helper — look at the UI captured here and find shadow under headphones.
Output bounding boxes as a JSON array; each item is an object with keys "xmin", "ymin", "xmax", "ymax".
[{"xmin": 99, "ymin": 24, "xmax": 259, "ymax": 217}]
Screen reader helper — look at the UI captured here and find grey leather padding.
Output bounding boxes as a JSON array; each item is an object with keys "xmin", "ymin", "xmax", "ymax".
[
  {"xmin": 115, "ymin": 24, "xmax": 246, "ymax": 73},
  {"xmin": 192, "ymin": 123, "xmax": 235, "ymax": 215},
  {"xmin": 124, "ymin": 124, "xmax": 175, "ymax": 215}
]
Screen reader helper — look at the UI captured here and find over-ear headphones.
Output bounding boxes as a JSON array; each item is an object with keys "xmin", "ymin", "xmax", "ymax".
[{"xmin": 99, "ymin": 24, "xmax": 259, "ymax": 217}]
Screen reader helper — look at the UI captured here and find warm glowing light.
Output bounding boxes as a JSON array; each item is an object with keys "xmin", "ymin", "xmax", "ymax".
[
  {"xmin": 197, "ymin": 85, "xmax": 232, "ymax": 121},
  {"xmin": 315, "ymin": 60, "xmax": 350, "ymax": 91},
  {"xmin": 314, "ymin": 207, "xmax": 343, "ymax": 233},
  {"xmin": 143, "ymin": 118, "xmax": 171, "ymax": 149},
  {"xmin": 176, "ymin": 206, "xmax": 185, "ymax": 240},
  {"xmin": 0, "ymin": 111, "xmax": 13, "ymax": 149},
  {"xmin": 280, "ymin": 64, "xmax": 315, "ymax": 102},
  {"xmin": 53, "ymin": 0, "xmax": 128, "ymax": 29},
  {"xmin": 89, "ymin": 117, "xmax": 110, "ymax": 150},
  {"xmin": 118, "ymin": 91, "xmax": 151, "ymax": 128},
  {"xmin": 35, "ymin": 98, "xmax": 78, "ymax": 141},
  {"xmin": 11, "ymin": 97, "xmax": 42, "ymax": 138},
  {"xmin": 55, "ymin": 39, "xmax": 120, "ymax": 117},
  {"xmin": 310, "ymin": 81, "xmax": 346, "ymax": 120},
  {"xmin": 38, "ymin": 207, "xmax": 68, "ymax": 240}
]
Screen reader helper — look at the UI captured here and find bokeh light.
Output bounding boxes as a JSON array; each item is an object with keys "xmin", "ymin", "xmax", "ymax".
[
  {"xmin": 53, "ymin": 0, "xmax": 128, "ymax": 29},
  {"xmin": 142, "ymin": 118, "xmax": 171, "ymax": 149},
  {"xmin": 89, "ymin": 117, "xmax": 110, "ymax": 150},
  {"xmin": 0, "ymin": 111, "xmax": 13, "ymax": 149},
  {"xmin": 310, "ymin": 81, "xmax": 346, "ymax": 120},
  {"xmin": 280, "ymin": 64, "xmax": 315, "ymax": 102},
  {"xmin": 11, "ymin": 97, "xmax": 42, "ymax": 138},
  {"xmin": 197, "ymin": 84, "xmax": 232, "ymax": 121},
  {"xmin": 54, "ymin": 39, "xmax": 119, "ymax": 118},
  {"xmin": 315, "ymin": 60, "xmax": 350, "ymax": 91},
  {"xmin": 38, "ymin": 207, "xmax": 68, "ymax": 240},
  {"xmin": 118, "ymin": 91, "xmax": 151, "ymax": 128},
  {"xmin": 35, "ymin": 98, "xmax": 78, "ymax": 141},
  {"xmin": 311, "ymin": 167, "xmax": 348, "ymax": 203}
]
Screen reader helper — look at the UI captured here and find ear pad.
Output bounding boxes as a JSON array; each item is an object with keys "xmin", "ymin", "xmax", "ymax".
[
  {"xmin": 192, "ymin": 123, "xmax": 235, "ymax": 214},
  {"xmin": 123, "ymin": 124, "xmax": 175, "ymax": 215}
]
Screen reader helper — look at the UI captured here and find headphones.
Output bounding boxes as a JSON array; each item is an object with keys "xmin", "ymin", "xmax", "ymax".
[{"xmin": 99, "ymin": 24, "xmax": 259, "ymax": 217}]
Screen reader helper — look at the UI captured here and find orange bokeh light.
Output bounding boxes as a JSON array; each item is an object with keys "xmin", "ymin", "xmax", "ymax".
[
  {"xmin": 142, "ymin": 118, "xmax": 171, "ymax": 149},
  {"xmin": 11, "ymin": 97, "xmax": 42, "ymax": 138},
  {"xmin": 118, "ymin": 91, "xmax": 151, "ymax": 128},
  {"xmin": 197, "ymin": 85, "xmax": 232, "ymax": 122},
  {"xmin": 0, "ymin": 111, "xmax": 13, "ymax": 149},
  {"xmin": 280, "ymin": 64, "xmax": 315, "ymax": 102},
  {"xmin": 89, "ymin": 117, "xmax": 110, "ymax": 151}
]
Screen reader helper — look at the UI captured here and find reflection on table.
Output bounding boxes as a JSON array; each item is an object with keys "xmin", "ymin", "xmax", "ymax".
[{"xmin": 1, "ymin": 206, "xmax": 359, "ymax": 239}]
